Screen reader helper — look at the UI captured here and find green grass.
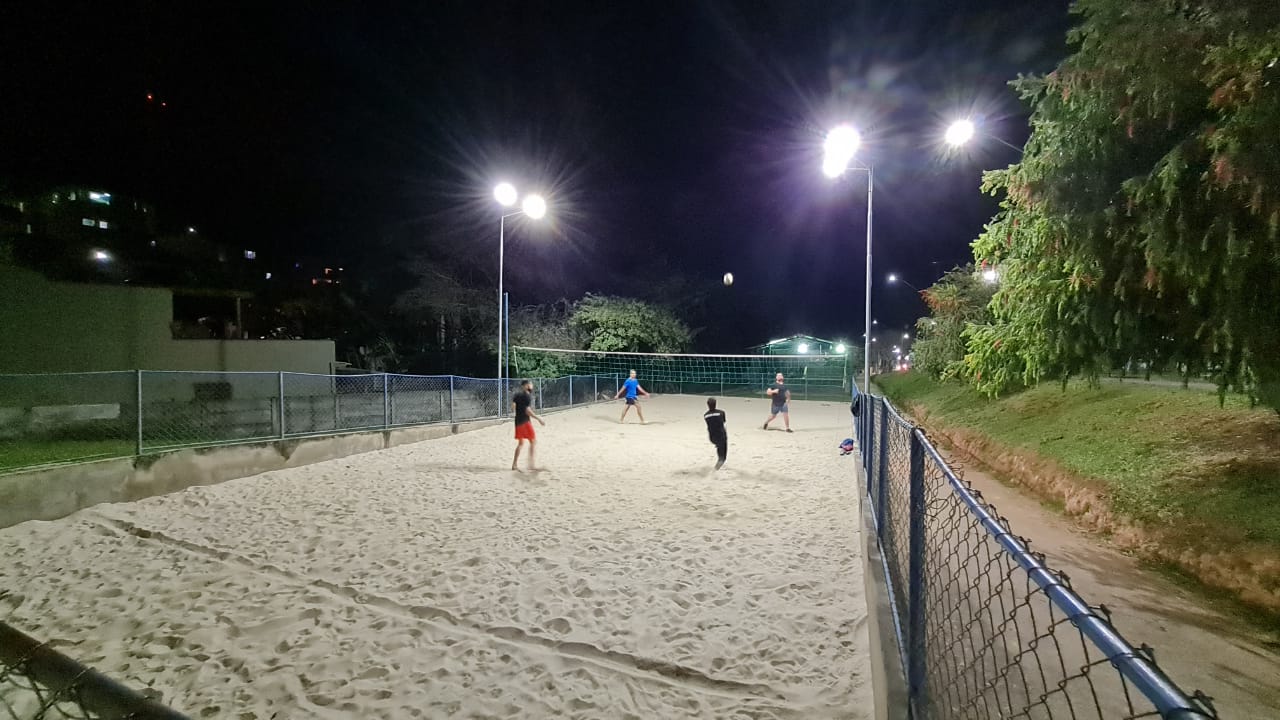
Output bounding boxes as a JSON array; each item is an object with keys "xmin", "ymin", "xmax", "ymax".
[
  {"xmin": 876, "ymin": 372, "xmax": 1280, "ymax": 548},
  {"xmin": 0, "ymin": 439, "xmax": 135, "ymax": 472}
]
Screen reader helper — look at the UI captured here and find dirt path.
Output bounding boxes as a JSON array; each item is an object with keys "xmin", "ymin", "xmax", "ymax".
[{"xmin": 939, "ymin": 447, "xmax": 1280, "ymax": 719}]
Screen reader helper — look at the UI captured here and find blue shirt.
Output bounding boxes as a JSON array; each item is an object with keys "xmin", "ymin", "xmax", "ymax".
[{"xmin": 623, "ymin": 378, "xmax": 640, "ymax": 398}]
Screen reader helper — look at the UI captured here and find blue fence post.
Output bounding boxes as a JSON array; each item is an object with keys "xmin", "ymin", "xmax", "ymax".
[
  {"xmin": 569, "ymin": 377, "xmax": 574, "ymax": 406},
  {"xmin": 383, "ymin": 373, "xmax": 390, "ymax": 429},
  {"xmin": 907, "ymin": 428, "xmax": 929, "ymax": 713},
  {"xmin": 135, "ymin": 370, "xmax": 144, "ymax": 455},
  {"xmin": 278, "ymin": 372, "xmax": 286, "ymax": 439},
  {"xmin": 876, "ymin": 398, "xmax": 889, "ymax": 542},
  {"xmin": 448, "ymin": 376, "xmax": 455, "ymax": 424}
]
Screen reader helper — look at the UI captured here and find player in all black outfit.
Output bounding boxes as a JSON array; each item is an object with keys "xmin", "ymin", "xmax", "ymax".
[{"xmin": 703, "ymin": 397, "xmax": 728, "ymax": 470}]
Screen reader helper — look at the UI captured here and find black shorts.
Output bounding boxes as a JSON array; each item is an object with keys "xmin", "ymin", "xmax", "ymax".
[{"xmin": 626, "ymin": 397, "xmax": 637, "ymax": 405}]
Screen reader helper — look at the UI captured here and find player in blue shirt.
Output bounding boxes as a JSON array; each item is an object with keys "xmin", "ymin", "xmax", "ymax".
[{"xmin": 614, "ymin": 369, "xmax": 651, "ymax": 423}]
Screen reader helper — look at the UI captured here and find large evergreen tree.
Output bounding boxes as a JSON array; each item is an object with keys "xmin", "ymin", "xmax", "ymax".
[{"xmin": 968, "ymin": 0, "xmax": 1280, "ymax": 409}]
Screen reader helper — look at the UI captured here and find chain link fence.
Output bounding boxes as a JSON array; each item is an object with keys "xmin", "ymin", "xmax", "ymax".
[
  {"xmin": 856, "ymin": 392, "xmax": 1218, "ymax": 720},
  {"xmin": 0, "ymin": 615, "xmax": 187, "ymax": 720},
  {"xmin": 0, "ymin": 373, "xmax": 138, "ymax": 472},
  {"xmin": 0, "ymin": 372, "xmax": 620, "ymax": 472}
]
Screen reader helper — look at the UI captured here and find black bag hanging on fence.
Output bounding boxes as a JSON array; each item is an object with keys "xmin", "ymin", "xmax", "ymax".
[{"xmin": 851, "ymin": 394, "xmax": 861, "ymax": 418}]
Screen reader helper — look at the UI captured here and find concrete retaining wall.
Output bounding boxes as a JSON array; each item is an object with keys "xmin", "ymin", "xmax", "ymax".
[{"xmin": 0, "ymin": 418, "xmax": 504, "ymax": 529}]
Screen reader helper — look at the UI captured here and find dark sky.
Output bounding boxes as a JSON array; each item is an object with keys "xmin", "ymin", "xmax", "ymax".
[{"xmin": 0, "ymin": 1, "xmax": 1070, "ymax": 351}]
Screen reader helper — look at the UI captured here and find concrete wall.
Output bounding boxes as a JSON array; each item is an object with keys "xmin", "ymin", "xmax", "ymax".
[
  {"xmin": 0, "ymin": 265, "xmax": 334, "ymax": 374},
  {"xmin": 0, "ymin": 418, "xmax": 505, "ymax": 529}
]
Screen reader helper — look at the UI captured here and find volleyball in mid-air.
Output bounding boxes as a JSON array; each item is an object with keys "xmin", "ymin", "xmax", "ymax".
[{"xmin": 723, "ymin": 272, "xmax": 734, "ymax": 286}]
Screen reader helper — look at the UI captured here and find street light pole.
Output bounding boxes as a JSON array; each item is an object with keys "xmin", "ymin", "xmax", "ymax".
[
  {"xmin": 498, "ymin": 213, "xmax": 507, "ymax": 391},
  {"xmin": 862, "ymin": 167, "xmax": 873, "ymax": 394}
]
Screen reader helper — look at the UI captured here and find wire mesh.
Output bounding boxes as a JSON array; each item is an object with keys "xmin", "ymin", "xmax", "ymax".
[
  {"xmin": 858, "ymin": 394, "xmax": 1217, "ymax": 720},
  {"xmin": 388, "ymin": 375, "xmax": 452, "ymax": 426},
  {"xmin": 139, "ymin": 371, "xmax": 279, "ymax": 451},
  {"xmin": 281, "ymin": 373, "xmax": 387, "ymax": 436},
  {"xmin": 0, "ymin": 372, "xmax": 137, "ymax": 471}
]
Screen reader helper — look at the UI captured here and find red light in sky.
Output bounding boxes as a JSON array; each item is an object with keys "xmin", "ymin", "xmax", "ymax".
[{"xmin": 146, "ymin": 93, "xmax": 154, "ymax": 101}]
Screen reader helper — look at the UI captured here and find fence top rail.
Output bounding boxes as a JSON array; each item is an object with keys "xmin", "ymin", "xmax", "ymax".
[
  {"xmin": 906, "ymin": 413, "xmax": 1214, "ymax": 717},
  {"xmin": 0, "ymin": 370, "xmax": 137, "ymax": 379},
  {"xmin": 512, "ymin": 346, "xmax": 845, "ymax": 360}
]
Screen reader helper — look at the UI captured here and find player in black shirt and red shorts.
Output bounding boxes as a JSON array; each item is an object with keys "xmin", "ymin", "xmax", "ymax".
[{"xmin": 511, "ymin": 380, "xmax": 545, "ymax": 471}]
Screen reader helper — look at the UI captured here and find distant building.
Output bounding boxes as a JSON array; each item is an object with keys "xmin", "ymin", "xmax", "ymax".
[
  {"xmin": 0, "ymin": 264, "xmax": 335, "ymax": 374},
  {"xmin": 748, "ymin": 334, "xmax": 848, "ymax": 356}
]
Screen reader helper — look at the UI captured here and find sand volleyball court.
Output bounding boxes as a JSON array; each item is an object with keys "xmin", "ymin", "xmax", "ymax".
[{"xmin": 1, "ymin": 395, "xmax": 871, "ymax": 719}]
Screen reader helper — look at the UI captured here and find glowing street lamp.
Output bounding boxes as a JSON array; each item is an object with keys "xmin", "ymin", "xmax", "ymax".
[
  {"xmin": 887, "ymin": 273, "xmax": 920, "ymax": 292},
  {"xmin": 494, "ymin": 183, "xmax": 548, "ymax": 392},
  {"xmin": 822, "ymin": 124, "xmax": 874, "ymax": 394},
  {"xmin": 945, "ymin": 117, "xmax": 1024, "ymax": 153},
  {"xmin": 982, "ymin": 268, "xmax": 999, "ymax": 284},
  {"xmin": 944, "ymin": 119, "xmax": 976, "ymax": 147},
  {"xmin": 835, "ymin": 343, "xmax": 847, "ymax": 354},
  {"xmin": 92, "ymin": 250, "xmax": 111, "ymax": 262}
]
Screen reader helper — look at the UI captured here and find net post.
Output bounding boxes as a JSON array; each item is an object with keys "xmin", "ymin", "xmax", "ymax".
[
  {"xmin": 278, "ymin": 371, "xmax": 286, "ymax": 439},
  {"xmin": 569, "ymin": 377, "xmax": 574, "ymax": 405},
  {"xmin": 538, "ymin": 378, "xmax": 544, "ymax": 409},
  {"xmin": 720, "ymin": 372, "xmax": 724, "ymax": 395},
  {"xmin": 877, "ymin": 398, "xmax": 889, "ymax": 542},
  {"xmin": 383, "ymin": 373, "xmax": 390, "ymax": 429},
  {"xmin": 594, "ymin": 375, "xmax": 598, "ymax": 401},
  {"xmin": 135, "ymin": 370, "xmax": 144, "ymax": 456},
  {"xmin": 448, "ymin": 376, "xmax": 455, "ymax": 424},
  {"xmin": 907, "ymin": 427, "xmax": 929, "ymax": 712}
]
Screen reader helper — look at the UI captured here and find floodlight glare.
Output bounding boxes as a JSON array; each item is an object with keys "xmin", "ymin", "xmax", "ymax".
[
  {"xmin": 822, "ymin": 125, "xmax": 861, "ymax": 178},
  {"xmin": 798, "ymin": 343, "xmax": 809, "ymax": 354},
  {"xmin": 888, "ymin": 273, "xmax": 899, "ymax": 283},
  {"xmin": 982, "ymin": 269, "xmax": 999, "ymax": 284},
  {"xmin": 945, "ymin": 119, "xmax": 976, "ymax": 147},
  {"xmin": 494, "ymin": 182, "xmax": 518, "ymax": 207},
  {"xmin": 522, "ymin": 194, "xmax": 547, "ymax": 219},
  {"xmin": 835, "ymin": 343, "xmax": 846, "ymax": 353}
]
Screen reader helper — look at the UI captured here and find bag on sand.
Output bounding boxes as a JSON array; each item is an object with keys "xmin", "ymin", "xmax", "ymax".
[{"xmin": 839, "ymin": 438, "xmax": 855, "ymax": 455}]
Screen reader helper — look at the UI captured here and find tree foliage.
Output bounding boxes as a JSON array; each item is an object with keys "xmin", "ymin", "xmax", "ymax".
[
  {"xmin": 568, "ymin": 295, "xmax": 693, "ymax": 353},
  {"xmin": 969, "ymin": 0, "xmax": 1280, "ymax": 409},
  {"xmin": 911, "ymin": 265, "xmax": 996, "ymax": 381}
]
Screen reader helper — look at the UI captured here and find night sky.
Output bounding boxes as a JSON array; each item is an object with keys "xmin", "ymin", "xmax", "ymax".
[{"xmin": 1, "ymin": 1, "xmax": 1069, "ymax": 351}]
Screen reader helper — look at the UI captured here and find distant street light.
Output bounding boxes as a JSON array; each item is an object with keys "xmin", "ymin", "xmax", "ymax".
[
  {"xmin": 982, "ymin": 268, "xmax": 999, "ymax": 284},
  {"xmin": 494, "ymin": 183, "xmax": 548, "ymax": 387},
  {"xmin": 903, "ymin": 333, "xmax": 910, "ymax": 339},
  {"xmin": 945, "ymin": 117, "xmax": 1024, "ymax": 154},
  {"xmin": 835, "ymin": 343, "xmax": 846, "ymax": 354},
  {"xmin": 92, "ymin": 250, "xmax": 110, "ymax": 262},
  {"xmin": 798, "ymin": 342, "xmax": 809, "ymax": 354},
  {"xmin": 823, "ymin": 124, "xmax": 874, "ymax": 393},
  {"xmin": 887, "ymin": 273, "xmax": 921, "ymax": 292}
]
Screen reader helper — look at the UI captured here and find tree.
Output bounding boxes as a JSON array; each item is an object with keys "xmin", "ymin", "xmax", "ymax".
[
  {"xmin": 568, "ymin": 295, "xmax": 693, "ymax": 353},
  {"xmin": 911, "ymin": 265, "xmax": 996, "ymax": 381},
  {"xmin": 969, "ymin": 0, "xmax": 1280, "ymax": 409},
  {"xmin": 508, "ymin": 300, "xmax": 577, "ymax": 378}
]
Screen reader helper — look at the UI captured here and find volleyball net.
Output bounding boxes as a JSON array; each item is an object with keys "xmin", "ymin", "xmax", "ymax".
[{"xmin": 510, "ymin": 347, "xmax": 855, "ymax": 401}]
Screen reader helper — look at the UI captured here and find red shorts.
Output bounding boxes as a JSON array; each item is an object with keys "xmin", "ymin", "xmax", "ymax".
[{"xmin": 514, "ymin": 422, "xmax": 536, "ymax": 441}]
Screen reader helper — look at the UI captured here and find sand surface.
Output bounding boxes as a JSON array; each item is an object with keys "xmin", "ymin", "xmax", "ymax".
[{"xmin": 1, "ymin": 395, "xmax": 871, "ymax": 719}]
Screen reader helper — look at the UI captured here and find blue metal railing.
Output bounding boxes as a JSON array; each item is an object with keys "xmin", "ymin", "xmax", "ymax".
[{"xmin": 855, "ymin": 391, "xmax": 1216, "ymax": 719}]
